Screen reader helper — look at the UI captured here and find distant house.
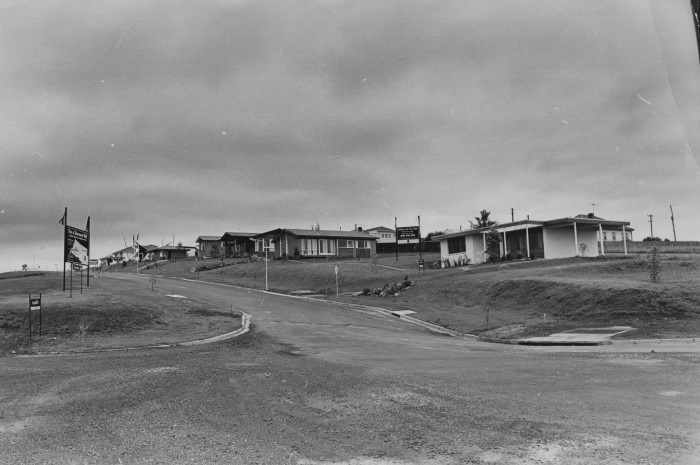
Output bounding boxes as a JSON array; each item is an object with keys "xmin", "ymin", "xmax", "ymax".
[
  {"xmin": 221, "ymin": 232, "xmax": 258, "ymax": 257},
  {"xmin": 254, "ymin": 228, "xmax": 377, "ymax": 259},
  {"xmin": 438, "ymin": 213, "xmax": 631, "ymax": 267},
  {"xmin": 196, "ymin": 236, "xmax": 223, "ymax": 258},
  {"xmin": 99, "ymin": 244, "xmax": 157, "ymax": 265},
  {"xmin": 196, "ymin": 232, "xmax": 259, "ymax": 258},
  {"xmin": 600, "ymin": 228, "xmax": 634, "ymax": 242},
  {"xmin": 148, "ymin": 245, "xmax": 193, "ymax": 261},
  {"xmin": 364, "ymin": 226, "xmax": 396, "ymax": 244}
]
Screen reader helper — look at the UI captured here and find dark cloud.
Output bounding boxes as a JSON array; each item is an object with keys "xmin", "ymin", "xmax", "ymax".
[{"xmin": 1, "ymin": 0, "xmax": 699, "ymax": 271}]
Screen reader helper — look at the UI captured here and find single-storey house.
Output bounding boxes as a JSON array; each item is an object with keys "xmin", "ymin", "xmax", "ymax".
[
  {"xmin": 221, "ymin": 232, "xmax": 258, "ymax": 257},
  {"xmin": 196, "ymin": 236, "xmax": 222, "ymax": 258},
  {"xmin": 253, "ymin": 228, "xmax": 377, "ymax": 259},
  {"xmin": 439, "ymin": 213, "xmax": 631, "ymax": 267},
  {"xmin": 148, "ymin": 245, "xmax": 193, "ymax": 261}
]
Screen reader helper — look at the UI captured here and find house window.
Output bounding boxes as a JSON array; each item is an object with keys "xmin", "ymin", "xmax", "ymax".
[
  {"xmin": 301, "ymin": 239, "xmax": 317, "ymax": 255},
  {"xmin": 603, "ymin": 232, "xmax": 608, "ymax": 240},
  {"xmin": 359, "ymin": 240, "xmax": 371, "ymax": 248},
  {"xmin": 447, "ymin": 237, "xmax": 466, "ymax": 254},
  {"xmin": 255, "ymin": 239, "xmax": 274, "ymax": 253},
  {"xmin": 381, "ymin": 233, "xmax": 392, "ymax": 239},
  {"xmin": 341, "ymin": 240, "xmax": 353, "ymax": 248}
]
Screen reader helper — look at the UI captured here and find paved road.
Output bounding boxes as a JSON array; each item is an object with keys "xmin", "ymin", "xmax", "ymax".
[{"xmin": 1, "ymin": 272, "xmax": 699, "ymax": 464}]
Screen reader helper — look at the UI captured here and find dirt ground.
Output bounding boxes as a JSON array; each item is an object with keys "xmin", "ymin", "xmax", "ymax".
[{"xmin": 1, "ymin": 269, "xmax": 698, "ymax": 464}]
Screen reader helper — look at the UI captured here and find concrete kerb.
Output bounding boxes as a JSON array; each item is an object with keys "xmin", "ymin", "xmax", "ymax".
[{"xmin": 15, "ymin": 309, "xmax": 251, "ymax": 357}]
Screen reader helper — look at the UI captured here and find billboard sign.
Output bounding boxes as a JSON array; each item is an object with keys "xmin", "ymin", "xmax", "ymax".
[
  {"xmin": 65, "ymin": 226, "xmax": 89, "ymax": 265},
  {"xmin": 396, "ymin": 226, "xmax": 420, "ymax": 243}
]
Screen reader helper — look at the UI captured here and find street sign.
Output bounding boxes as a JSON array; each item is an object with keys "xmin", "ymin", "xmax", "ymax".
[
  {"xmin": 334, "ymin": 266, "xmax": 338, "ymax": 275},
  {"xmin": 30, "ymin": 296, "xmax": 41, "ymax": 311},
  {"xmin": 396, "ymin": 226, "xmax": 419, "ymax": 241}
]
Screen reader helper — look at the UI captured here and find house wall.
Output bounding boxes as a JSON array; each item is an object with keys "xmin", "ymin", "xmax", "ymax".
[
  {"xmin": 367, "ymin": 230, "xmax": 396, "ymax": 244},
  {"xmin": 543, "ymin": 226, "xmax": 598, "ymax": 258},
  {"xmin": 440, "ymin": 235, "xmax": 483, "ymax": 267},
  {"xmin": 272, "ymin": 236, "xmax": 377, "ymax": 259},
  {"xmin": 198, "ymin": 240, "xmax": 221, "ymax": 258}
]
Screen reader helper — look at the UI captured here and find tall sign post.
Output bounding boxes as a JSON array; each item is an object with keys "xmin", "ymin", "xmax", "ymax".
[
  {"xmin": 60, "ymin": 208, "xmax": 67, "ymax": 291},
  {"xmin": 61, "ymin": 208, "xmax": 90, "ymax": 293},
  {"xmin": 86, "ymin": 217, "xmax": 90, "ymax": 287}
]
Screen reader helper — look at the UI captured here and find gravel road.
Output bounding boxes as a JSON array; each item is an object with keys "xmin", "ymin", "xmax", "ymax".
[{"xmin": 1, "ymin": 273, "xmax": 698, "ymax": 464}]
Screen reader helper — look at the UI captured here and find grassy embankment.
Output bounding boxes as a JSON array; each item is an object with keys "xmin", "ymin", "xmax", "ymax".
[{"xmin": 0, "ymin": 271, "xmax": 240, "ymax": 355}]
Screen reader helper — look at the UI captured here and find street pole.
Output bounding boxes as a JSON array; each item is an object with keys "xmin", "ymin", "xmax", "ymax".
[
  {"xmin": 395, "ymin": 217, "xmax": 399, "ymax": 262},
  {"xmin": 265, "ymin": 240, "xmax": 269, "ymax": 291},
  {"xmin": 648, "ymin": 214, "xmax": 654, "ymax": 240},
  {"xmin": 670, "ymin": 205, "xmax": 677, "ymax": 241}
]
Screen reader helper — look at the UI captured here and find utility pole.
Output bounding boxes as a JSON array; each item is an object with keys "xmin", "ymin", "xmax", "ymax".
[
  {"xmin": 511, "ymin": 208, "xmax": 514, "ymax": 222},
  {"xmin": 670, "ymin": 205, "xmax": 677, "ymax": 241},
  {"xmin": 648, "ymin": 214, "xmax": 654, "ymax": 240}
]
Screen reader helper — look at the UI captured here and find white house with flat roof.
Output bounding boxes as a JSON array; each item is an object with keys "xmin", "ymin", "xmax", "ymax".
[{"xmin": 438, "ymin": 213, "xmax": 631, "ymax": 267}]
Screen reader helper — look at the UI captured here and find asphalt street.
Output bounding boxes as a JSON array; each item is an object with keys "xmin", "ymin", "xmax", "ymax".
[{"xmin": 1, "ymin": 272, "xmax": 698, "ymax": 464}]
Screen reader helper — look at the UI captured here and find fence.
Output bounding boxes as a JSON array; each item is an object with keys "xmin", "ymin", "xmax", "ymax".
[{"xmin": 603, "ymin": 240, "xmax": 700, "ymax": 254}]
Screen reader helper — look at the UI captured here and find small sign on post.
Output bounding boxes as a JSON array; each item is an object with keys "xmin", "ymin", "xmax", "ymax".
[
  {"xmin": 418, "ymin": 258, "xmax": 425, "ymax": 274},
  {"xmin": 29, "ymin": 294, "xmax": 41, "ymax": 339}
]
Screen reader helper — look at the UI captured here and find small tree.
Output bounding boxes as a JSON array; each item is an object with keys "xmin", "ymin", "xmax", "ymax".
[
  {"xmin": 470, "ymin": 209, "xmax": 498, "ymax": 229},
  {"xmin": 485, "ymin": 229, "xmax": 501, "ymax": 262},
  {"xmin": 21, "ymin": 264, "xmax": 28, "ymax": 271},
  {"xmin": 210, "ymin": 243, "xmax": 221, "ymax": 258}
]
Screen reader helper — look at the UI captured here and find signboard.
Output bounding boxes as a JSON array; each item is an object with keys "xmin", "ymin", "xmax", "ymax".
[
  {"xmin": 89, "ymin": 259, "xmax": 98, "ymax": 266},
  {"xmin": 72, "ymin": 263, "xmax": 83, "ymax": 271},
  {"xmin": 29, "ymin": 296, "xmax": 41, "ymax": 311},
  {"xmin": 396, "ymin": 226, "xmax": 420, "ymax": 243},
  {"xmin": 65, "ymin": 226, "xmax": 89, "ymax": 265}
]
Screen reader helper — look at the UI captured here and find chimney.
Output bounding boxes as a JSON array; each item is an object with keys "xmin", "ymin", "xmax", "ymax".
[
  {"xmin": 588, "ymin": 213, "xmax": 594, "ymax": 219},
  {"xmin": 358, "ymin": 226, "xmax": 363, "ymax": 232}
]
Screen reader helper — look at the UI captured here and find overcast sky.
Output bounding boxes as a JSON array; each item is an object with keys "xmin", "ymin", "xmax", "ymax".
[{"xmin": 2, "ymin": 0, "xmax": 699, "ymax": 272}]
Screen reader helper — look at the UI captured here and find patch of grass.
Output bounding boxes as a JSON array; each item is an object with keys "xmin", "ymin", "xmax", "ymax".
[{"xmin": 0, "ymin": 273, "xmax": 241, "ymax": 355}]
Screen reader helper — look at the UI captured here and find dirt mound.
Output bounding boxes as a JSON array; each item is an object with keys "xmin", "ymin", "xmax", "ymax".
[{"xmin": 483, "ymin": 279, "xmax": 700, "ymax": 321}]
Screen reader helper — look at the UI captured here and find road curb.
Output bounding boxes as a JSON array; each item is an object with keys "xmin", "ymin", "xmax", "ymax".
[{"xmin": 13, "ymin": 311, "xmax": 251, "ymax": 357}]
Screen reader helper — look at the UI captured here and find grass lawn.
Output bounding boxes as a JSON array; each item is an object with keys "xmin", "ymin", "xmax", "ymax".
[{"xmin": 0, "ymin": 271, "xmax": 241, "ymax": 355}]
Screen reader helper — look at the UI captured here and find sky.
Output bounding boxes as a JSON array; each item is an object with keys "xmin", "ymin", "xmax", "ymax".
[{"xmin": 1, "ymin": 0, "xmax": 699, "ymax": 272}]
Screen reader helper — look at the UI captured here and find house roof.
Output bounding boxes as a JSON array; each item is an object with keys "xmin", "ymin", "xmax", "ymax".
[
  {"xmin": 150, "ymin": 245, "xmax": 195, "ymax": 251},
  {"xmin": 364, "ymin": 226, "xmax": 394, "ymax": 233},
  {"xmin": 221, "ymin": 231, "xmax": 258, "ymax": 239},
  {"xmin": 113, "ymin": 245, "xmax": 138, "ymax": 254},
  {"xmin": 255, "ymin": 228, "xmax": 377, "ymax": 241},
  {"xmin": 196, "ymin": 235, "xmax": 221, "ymax": 242},
  {"xmin": 439, "ymin": 215, "xmax": 631, "ymax": 240}
]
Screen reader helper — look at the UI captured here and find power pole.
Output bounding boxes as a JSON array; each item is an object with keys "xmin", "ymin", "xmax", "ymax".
[
  {"xmin": 648, "ymin": 214, "xmax": 654, "ymax": 240},
  {"xmin": 511, "ymin": 208, "xmax": 514, "ymax": 222},
  {"xmin": 670, "ymin": 205, "xmax": 677, "ymax": 241}
]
